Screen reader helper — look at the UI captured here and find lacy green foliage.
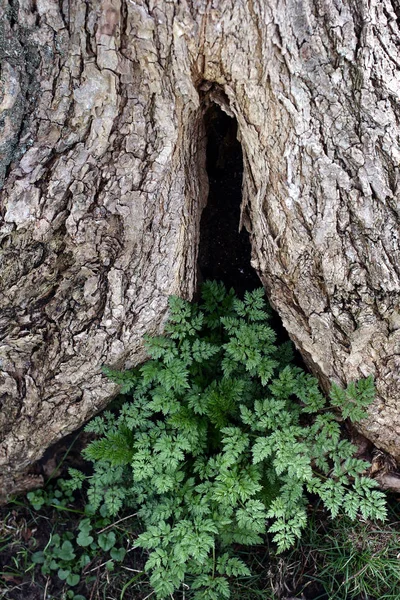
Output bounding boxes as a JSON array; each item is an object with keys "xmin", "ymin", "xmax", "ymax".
[{"xmin": 71, "ymin": 282, "xmax": 386, "ymax": 599}]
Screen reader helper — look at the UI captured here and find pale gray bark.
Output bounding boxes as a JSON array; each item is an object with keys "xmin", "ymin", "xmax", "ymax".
[{"xmin": 1, "ymin": 0, "xmax": 399, "ymax": 498}]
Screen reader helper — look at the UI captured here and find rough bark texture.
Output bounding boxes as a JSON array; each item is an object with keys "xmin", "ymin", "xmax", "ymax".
[{"xmin": 1, "ymin": 0, "xmax": 399, "ymax": 498}]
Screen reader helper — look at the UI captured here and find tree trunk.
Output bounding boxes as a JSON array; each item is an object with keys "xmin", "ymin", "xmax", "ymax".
[{"xmin": 1, "ymin": 0, "xmax": 399, "ymax": 499}]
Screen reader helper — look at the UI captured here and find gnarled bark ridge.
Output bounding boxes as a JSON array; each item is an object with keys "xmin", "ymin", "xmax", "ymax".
[{"xmin": 1, "ymin": 0, "xmax": 399, "ymax": 498}]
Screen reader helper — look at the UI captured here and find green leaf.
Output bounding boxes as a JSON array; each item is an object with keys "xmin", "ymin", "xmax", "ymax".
[
  {"xmin": 102, "ymin": 366, "xmax": 137, "ymax": 394},
  {"xmin": 110, "ymin": 547, "xmax": 126, "ymax": 561},
  {"xmin": 27, "ymin": 491, "xmax": 46, "ymax": 510},
  {"xmin": 58, "ymin": 541, "xmax": 75, "ymax": 561},
  {"xmin": 217, "ymin": 554, "xmax": 251, "ymax": 577},
  {"xmin": 77, "ymin": 531, "xmax": 94, "ymax": 547},
  {"xmin": 252, "ymin": 437, "xmax": 273, "ymax": 464},
  {"xmin": 66, "ymin": 573, "xmax": 80, "ymax": 586},
  {"xmin": 79, "ymin": 554, "xmax": 91, "ymax": 569},
  {"xmin": 58, "ymin": 568, "xmax": 70, "ymax": 581},
  {"xmin": 98, "ymin": 531, "xmax": 116, "ymax": 552},
  {"xmin": 32, "ymin": 551, "xmax": 45, "ymax": 564}
]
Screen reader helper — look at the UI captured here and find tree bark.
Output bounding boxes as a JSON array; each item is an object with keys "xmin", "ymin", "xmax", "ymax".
[{"xmin": 1, "ymin": 0, "xmax": 399, "ymax": 498}]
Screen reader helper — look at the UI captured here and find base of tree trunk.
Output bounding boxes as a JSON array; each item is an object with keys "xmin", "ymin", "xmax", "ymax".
[{"xmin": 1, "ymin": 0, "xmax": 400, "ymax": 498}]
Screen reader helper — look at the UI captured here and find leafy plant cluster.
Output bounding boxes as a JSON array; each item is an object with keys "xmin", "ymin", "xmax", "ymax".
[
  {"xmin": 27, "ymin": 481, "xmax": 126, "ymax": 599},
  {"xmin": 27, "ymin": 483, "xmax": 76, "ymax": 512},
  {"xmin": 67, "ymin": 282, "xmax": 386, "ymax": 599}
]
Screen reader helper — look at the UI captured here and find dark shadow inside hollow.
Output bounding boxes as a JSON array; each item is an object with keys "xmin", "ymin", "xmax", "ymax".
[
  {"xmin": 197, "ymin": 104, "xmax": 306, "ymax": 363},
  {"xmin": 197, "ymin": 106, "xmax": 261, "ymax": 295}
]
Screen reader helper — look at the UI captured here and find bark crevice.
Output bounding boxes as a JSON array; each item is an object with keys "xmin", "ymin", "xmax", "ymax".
[{"xmin": 197, "ymin": 103, "xmax": 261, "ymax": 294}]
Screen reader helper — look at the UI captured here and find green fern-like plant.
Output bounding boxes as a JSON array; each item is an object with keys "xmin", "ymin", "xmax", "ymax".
[{"xmin": 71, "ymin": 281, "xmax": 386, "ymax": 599}]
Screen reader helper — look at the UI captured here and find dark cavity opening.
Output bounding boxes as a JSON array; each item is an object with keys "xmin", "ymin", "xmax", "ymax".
[
  {"xmin": 197, "ymin": 104, "xmax": 306, "ymax": 365},
  {"xmin": 197, "ymin": 106, "xmax": 260, "ymax": 295}
]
